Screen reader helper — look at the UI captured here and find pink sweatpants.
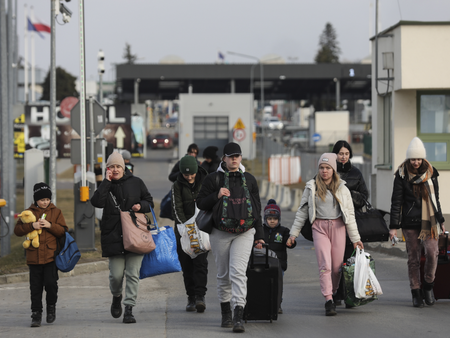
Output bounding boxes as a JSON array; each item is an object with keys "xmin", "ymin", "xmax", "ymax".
[{"xmin": 312, "ymin": 218, "xmax": 346, "ymax": 300}]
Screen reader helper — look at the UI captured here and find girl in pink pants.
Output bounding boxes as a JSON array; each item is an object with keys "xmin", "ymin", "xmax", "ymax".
[{"xmin": 288, "ymin": 153, "xmax": 363, "ymax": 316}]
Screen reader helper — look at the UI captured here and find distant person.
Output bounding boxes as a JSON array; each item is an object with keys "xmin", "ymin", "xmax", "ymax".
[
  {"xmin": 121, "ymin": 150, "xmax": 134, "ymax": 174},
  {"xmin": 332, "ymin": 140, "xmax": 369, "ymax": 305},
  {"xmin": 168, "ymin": 143, "xmax": 200, "ymax": 182},
  {"xmin": 171, "ymin": 156, "xmax": 209, "ymax": 313},
  {"xmin": 261, "ymin": 199, "xmax": 297, "ymax": 314},
  {"xmin": 197, "ymin": 142, "xmax": 264, "ymax": 333},
  {"xmin": 91, "ymin": 151, "xmax": 154, "ymax": 324},
  {"xmin": 14, "ymin": 183, "xmax": 68, "ymax": 327},
  {"xmin": 389, "ymin": 137, "xmax": 445, "ymax": 308},
  {"xmin": 287, "ymin": 153, "xmax": 363, "ymax": 316},
  {"xmin": 200, "ymin": 146, "xmax": 221, "ymax": 174}
]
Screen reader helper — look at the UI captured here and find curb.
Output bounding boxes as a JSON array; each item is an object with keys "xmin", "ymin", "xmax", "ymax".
[
  {"xmin": 364, "ymin": 242, "xmax": 407, "ymax": 259},
  {"xmin": 0, "ymin": 260, "xmax": 109, "ymax": 285}
]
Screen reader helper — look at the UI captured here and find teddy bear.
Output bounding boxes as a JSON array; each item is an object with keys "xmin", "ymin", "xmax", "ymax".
[{"xmin": 18, "ymin": 210, "xmax": 42, "ymax": 249}]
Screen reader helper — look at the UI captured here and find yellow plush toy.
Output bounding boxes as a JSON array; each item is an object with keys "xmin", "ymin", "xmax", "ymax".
[{"xmin": 18, "ymin": 210, "xmax": 41, "ymax": 249}]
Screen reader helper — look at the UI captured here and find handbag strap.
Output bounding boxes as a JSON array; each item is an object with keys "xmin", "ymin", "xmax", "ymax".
[{"xmin": 109, "ymin": 192, "xmax": 122, "ymax": 211}]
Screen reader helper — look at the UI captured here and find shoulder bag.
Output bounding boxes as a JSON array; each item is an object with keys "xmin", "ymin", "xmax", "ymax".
[
  {"xmin": 354, "ymin": 200, "xmax": 389, "ymax": 243},
  {"xmin": 110, "ymin": 192, "xmax": 156, "ymax": 254},
  {"xmin": 195, "ymin": 173, "xmax": 220, "ymax": 234}
]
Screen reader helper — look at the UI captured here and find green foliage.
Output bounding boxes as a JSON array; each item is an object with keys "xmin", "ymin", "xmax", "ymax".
[
  {"xmin": 123, "ymin": 43, "xmax": 138, "ymax": 64},
  {"xmin": 314, "ymin": 22, "xmax": 341, "ymax": 64},
  {"xmin": 41, "ymin": 66, "xmax": 78, "ymax": 101}
]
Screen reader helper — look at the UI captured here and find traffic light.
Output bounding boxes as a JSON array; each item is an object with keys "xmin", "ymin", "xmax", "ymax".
[{"xmin": 98, "ymin": 50, "xmax": 105, "ymax": 75}]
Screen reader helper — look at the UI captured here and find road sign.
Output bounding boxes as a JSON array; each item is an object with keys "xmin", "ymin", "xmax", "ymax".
[
  {"xmin": 71, "ymin": 99, "xmax": 106, "ymax": 136},
  {"xmin": 233, "ymin": 128, "xmax": 246, "ymax": 142},
  {"xmin": 70, "ymin": 138, "xmax": 104, "ymax": 165},
  {"xmin": 233, "ymin": 118, "xmax": 246, "ymax": 130},
  {"xmin": 312, "ymin": 133, "xmax": 321, "ymax": 142},
  {"xmin": 115, "ymin": 126, "xmax": 126, "ymax": 148}
]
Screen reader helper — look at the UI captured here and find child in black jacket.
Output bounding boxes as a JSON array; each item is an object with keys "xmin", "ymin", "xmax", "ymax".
[{"xmin": 262, "ymin": 199, "xmax": 297, "ymax": 314}]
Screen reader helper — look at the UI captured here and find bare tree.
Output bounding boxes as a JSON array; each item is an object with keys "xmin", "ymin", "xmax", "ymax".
[{"xmin": 123, "ymin": 43, "xmax": 138, "ymax": 64}]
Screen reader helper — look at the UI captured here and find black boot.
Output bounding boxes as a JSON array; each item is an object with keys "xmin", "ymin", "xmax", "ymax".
[
  {"xmin": 325, "ymin": 300, "xmax": 337, "ymax": 316},
  {"xmin": 30, "ymin": 311, "xmax": 42, "ymax": 327},
  {"xmin": 411, "ymin": 289, "xmax": 424, "ymax": 308},
  {"xmin": 423, "ymin": 281, "xmax": 435, "ymax": 306},
  {"xmin": 332, "ymin": 293, "xmax": 342, "ymax": 306},
  {"xmin": 232, "ymin": 306, "xmax": 245, "ymax": 333},
  {"xmin": 195, "ymin": 295, "xmax": 206, "ymax": 313},
  {"xmin": 111, "ymin": 295, "xmax": 123, "ymax": 318},
  {"xmin": 220, "ymin": 302, "xmax": 233, "ymax": 328},
  {"xmin": 186, "ymin": 296, "xmax": 196, "ymax": 312},
  {"xmin": 123, "ymin": 305, "xmax": 136, "ymax": 324},
  {"xmin": 46, "ymin": 304, "xmax": 56, "ymax": 323}
]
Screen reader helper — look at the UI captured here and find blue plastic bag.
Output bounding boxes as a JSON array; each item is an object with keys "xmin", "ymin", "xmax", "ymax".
[{"xmin": 139, "ymin": 208, "xmax": 181, "ymax": 279}]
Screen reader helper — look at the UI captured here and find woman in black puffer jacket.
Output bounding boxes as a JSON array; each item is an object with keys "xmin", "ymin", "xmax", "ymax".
[
  {"xmin": 91, "ymin": 151, "xmax": 153, "ymax": 324},
  {"xmin": 332, "ymin": 140, "xmax": 369, "ymax": 305},
  {"xmin": 390, "ymin": 137, "xmax": 445, "ymax": 308}
]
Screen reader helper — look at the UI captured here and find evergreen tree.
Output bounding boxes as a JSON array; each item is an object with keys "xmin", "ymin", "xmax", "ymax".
[
  {"xmin": 314, "ymin": 23, "xmax": 341, "ymax": 63},
  {"xmin": 41, "ymin": 66, "xmax": 78, "ymax": 101},
  {"xmin": 123, "ymin": 43, "xmax": 138, "ymax": 64}
]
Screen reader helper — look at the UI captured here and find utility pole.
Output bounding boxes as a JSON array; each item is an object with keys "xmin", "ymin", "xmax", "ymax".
[
  {"xmin": 0, "ymin": 0, "xmax": 11, "ymax": 256},
  {"xmin": 49, "ymin": 0, "xmax": 57, "ymax": 203}
]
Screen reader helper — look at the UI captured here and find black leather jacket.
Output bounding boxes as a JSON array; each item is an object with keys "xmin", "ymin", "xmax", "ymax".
[
  {"xmin": 389, "ymin": 166, "xmax": 445, "ymax": 230},
  {"xmin": 336, "ymin": 161, "xmax": 369, "ymax": 209}
]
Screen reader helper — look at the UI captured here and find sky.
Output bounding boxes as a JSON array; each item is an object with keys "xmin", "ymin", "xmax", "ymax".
[{"xmin": 11, "ymin": 0, "xmax": 450, "ymax": 83}]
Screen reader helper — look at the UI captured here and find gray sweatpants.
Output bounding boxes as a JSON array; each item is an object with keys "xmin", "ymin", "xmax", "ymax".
[
  {"xmin": 209, "ymin": 227, "xmax": 256, "ymax": 309},
  {"xmin": 109, "ymin": 253, "xmax": 144, "ymax": 307}
]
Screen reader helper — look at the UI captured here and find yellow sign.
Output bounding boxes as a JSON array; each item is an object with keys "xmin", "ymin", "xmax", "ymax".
[{"xmin": 233, "ymin": 118, "xmax": 245, "ymax": 130}]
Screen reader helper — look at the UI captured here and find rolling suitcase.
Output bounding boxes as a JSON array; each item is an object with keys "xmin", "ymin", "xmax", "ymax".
[
  {"xmin": 244, "ymin": 244, "xmax": 282, "ymax": 322},
  {"xmin": 420, "ymin": 232, "xmax": 450, "ymax": 300}
]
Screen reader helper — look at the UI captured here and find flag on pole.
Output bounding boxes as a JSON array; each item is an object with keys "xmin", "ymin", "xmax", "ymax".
[{"xmin": 27, "ymin": 17, "xmax": 50, "ymax": 38}]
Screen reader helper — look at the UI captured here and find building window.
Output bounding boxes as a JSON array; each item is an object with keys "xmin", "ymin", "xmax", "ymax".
[{"xmin": 418, "ymin": 92, "xmax": 450, "ymax": 169}]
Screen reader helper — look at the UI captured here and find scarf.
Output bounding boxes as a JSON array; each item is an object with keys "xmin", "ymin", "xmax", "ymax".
[
  {"xmin": 398, "ymin": 160, "xmax": 441, "ymax": 240},
  {"xmin": 218, "ymin": 168, "xmax": 255, "ymax": 234}
]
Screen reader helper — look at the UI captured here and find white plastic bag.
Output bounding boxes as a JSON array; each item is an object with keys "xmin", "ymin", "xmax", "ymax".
[
  {"xmin": 176, "ymin": 208, "xmax": 211, "ymax": 259},
  {"xmin": 354, "ymin": 247, "xmax": 383, "ymax": 299}
]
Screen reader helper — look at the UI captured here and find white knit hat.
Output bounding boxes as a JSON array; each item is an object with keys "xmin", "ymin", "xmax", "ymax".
[{"xmin": 406, "ymin": 137, "xmax": 426, "ymax": 159}]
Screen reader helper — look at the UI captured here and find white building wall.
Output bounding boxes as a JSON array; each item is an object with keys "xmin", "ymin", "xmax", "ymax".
[
  {"xmin": 179, "ymin": 94, "xmax": 255, "ymax": 160},
  {"xmin": 372, "ymin": 22, "xmax": 450, "ymax": 215}
]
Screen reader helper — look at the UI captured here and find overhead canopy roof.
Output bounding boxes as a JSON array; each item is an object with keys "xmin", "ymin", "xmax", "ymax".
[{"xmin": 116, "ymin": 63, "xmax": 371, "ymax": 106}]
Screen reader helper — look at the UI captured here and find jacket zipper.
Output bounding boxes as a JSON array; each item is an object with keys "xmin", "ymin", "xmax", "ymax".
[{"xmin": 406, "ymin": 202, "xmax": 415, "ymax": 216}]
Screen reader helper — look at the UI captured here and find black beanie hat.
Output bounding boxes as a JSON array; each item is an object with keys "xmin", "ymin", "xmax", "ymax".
[
  {"xmin": 203, "ymin": 146, "xmax": 218, "ymax": 159},
  {"xmin": 179, "ymin": 155, "xmax": 198, "ymax": 174},
  {"xmin": 33, "ymin": 182, "xmax": 52, "ymax": 202}
]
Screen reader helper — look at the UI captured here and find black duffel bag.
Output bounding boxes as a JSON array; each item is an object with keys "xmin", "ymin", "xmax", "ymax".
[
  {"xmin": 353, "ymin": 201, "xmax": 389, "ymax": 242},
  {"xmin": 159, "ymin": 190, "xmax": 174, "ymax": 220}
]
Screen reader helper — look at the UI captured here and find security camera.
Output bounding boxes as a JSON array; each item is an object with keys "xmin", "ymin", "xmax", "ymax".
[{"xmin": 60, "ymin": 3, "xmax": 72, "ymax": 23}]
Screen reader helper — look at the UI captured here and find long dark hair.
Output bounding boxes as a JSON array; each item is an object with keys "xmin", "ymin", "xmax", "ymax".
[{"xmin": 332, "ymin": 140, "xmax": 353, "ymax": 158}]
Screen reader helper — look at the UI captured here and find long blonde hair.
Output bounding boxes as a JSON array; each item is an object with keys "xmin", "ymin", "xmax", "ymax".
[{"xmin": 315, "ymin": 170, "xmax": 341, "ymax": 204}]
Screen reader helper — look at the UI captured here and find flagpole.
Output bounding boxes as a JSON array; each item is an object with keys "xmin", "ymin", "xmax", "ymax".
[
  {"xmin": 31, "ymin": 6, "xmax": 35, "ymax": 102},
  {"xmin": 23, "ymin": 4, "xmax": 28, "ymax": 102}
]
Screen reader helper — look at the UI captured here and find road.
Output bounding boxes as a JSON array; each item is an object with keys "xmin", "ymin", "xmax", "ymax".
[{"xmin": 3, "ymin": 148, "xmax": 450, "ymax": 337}]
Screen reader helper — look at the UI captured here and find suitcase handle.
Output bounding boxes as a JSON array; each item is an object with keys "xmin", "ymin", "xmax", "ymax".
[{"xmin": 250, "ymin": 243, "xmax": 269, "ymax": 270}]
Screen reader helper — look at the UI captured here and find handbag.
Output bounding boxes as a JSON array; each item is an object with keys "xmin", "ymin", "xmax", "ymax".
[
  {"xmin": 110, "ymin": 192, "xmax": 156, "ymax": 255},
  {"xmin": 139, "ymin": 209, "xmax": 182, "ymax": 279},
  {"xmin": 159, "ymin": 190, "xmax": 174, "ymax": 220},
  {"xmin": 300, "ymin": 218, "xmax": 313, "ymax": 241},
  {"xmin": 196, "ymin": 209, "xmax": 214, "ymax": 234},
  {"xmin": 354, "ymin": 201, "xmax": 389, "ymax": 242},
  {"xmin": 195, "ymin": 174, "xmax": 220, "ymax": 234}
]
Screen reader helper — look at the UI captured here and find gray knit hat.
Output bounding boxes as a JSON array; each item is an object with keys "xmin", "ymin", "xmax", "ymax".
[{"xmin": 106, "ymin": 151, "xmax": 125, "ymax": 170}]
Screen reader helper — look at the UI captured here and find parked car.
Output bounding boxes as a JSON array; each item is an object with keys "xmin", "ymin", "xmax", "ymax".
[
  {"xmin": 165, "ymin": 116, "xmax": 178, "ymax": 128},
  {"xmin": 261, "ymin": 116, "xmax": 283, "ymax": 130},
  {"xmin": 150, "ymin": 134, "xmax": 173, "ymax": 149},
  {"xmin": 289, "ymin": 130, "xmax": 309, "ymax": 147}
]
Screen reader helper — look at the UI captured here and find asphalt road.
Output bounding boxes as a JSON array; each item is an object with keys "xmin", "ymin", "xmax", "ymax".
[{"xmin": 3, "ymin": 148, "xmax": 450, "ymax": 337}]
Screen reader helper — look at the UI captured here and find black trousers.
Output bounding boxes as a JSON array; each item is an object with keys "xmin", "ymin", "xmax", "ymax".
[
  {"xmin": 29, "ymin": 261, "xmax": 59, "ymax": 312},
  {"xmin": 175, "ymin": 230, "xmax": 208, "ymax": 297}
]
